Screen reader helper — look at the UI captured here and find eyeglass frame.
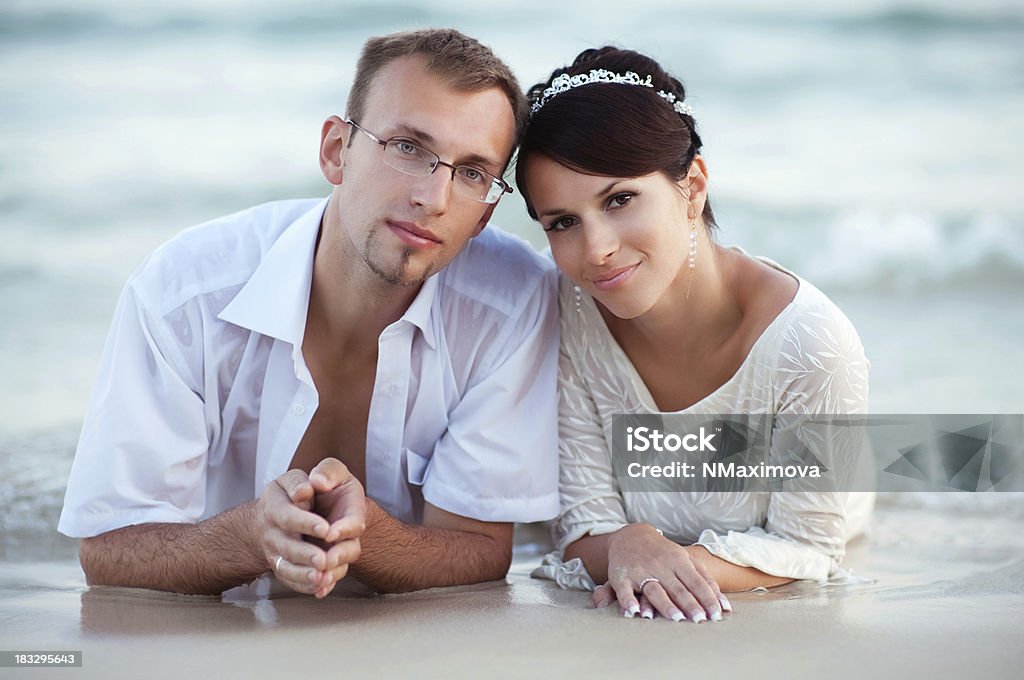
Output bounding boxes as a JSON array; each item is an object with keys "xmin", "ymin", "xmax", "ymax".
[{"xmin": 344, "ymin": 119, "xmax": 513, "ymax": 205}]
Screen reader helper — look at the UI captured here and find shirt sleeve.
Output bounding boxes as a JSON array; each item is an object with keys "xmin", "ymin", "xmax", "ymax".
[
  {"xmin": 695, "ymin": 300, "xmax": 872, "ymax": 580},
  {"xmin": 551, "ymin": 298, "xmax": 629, "ymax": 553},
  {"xmin": 420, "ymin": 267, "xmax": 561, "ymax": 523},
  {"xmin": 58, "ymin": 283, "xmax": 211, "ymax": 538}
]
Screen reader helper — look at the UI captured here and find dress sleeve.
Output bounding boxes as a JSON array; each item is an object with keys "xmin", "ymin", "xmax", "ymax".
[
  {"xmin": 695, "ymin": 299, "xmax": 871, "ymax": 581},
  {"xmin": 551, "ymin": 301, "xmax": 629, "ymax": 553},
  {"xmin": 57, "ymin": 283, "xmax": 211, "ymax": 538}
]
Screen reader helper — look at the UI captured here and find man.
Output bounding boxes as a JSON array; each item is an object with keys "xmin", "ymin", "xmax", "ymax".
[{"xmin": 57, "ymin": 29, "xmax": 559, "ymax": 598}]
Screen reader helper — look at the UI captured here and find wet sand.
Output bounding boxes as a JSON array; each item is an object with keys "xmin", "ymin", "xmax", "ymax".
[{"xmin": 2, "ymin": 494, "xmax": 1023, "ymax": 679}]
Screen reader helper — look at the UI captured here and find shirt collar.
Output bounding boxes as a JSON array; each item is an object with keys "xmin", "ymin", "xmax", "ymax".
[
  {"xmin": 218, "ymin": 196, "xmax": 439, "ymax": 351},
  {"xmin": 218, "ymin": 198, "xmax": 325, "ymax": 347},
  {"xmin": 402, "ymin": 270, "xmax": 439, "ymax": 350}
]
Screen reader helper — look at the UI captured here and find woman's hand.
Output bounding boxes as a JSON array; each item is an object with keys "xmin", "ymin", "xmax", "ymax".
[{"xmin": 593, "ymin": 524, "xmax": 730, "ymax": 622}]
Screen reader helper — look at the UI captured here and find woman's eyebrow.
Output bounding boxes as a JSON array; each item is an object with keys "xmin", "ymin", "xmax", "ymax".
[{"xmin": 537, "ymin": 180, "xmax": 626, "ymax": 219}]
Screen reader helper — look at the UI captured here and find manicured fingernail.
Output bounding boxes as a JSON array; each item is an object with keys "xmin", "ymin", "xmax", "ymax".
[
  {"xmin": 623, "ymin": 609, "xmax": 635, "ymax": 618},
  {"xmin": 719, "ymin": 594, "xmax": 732, "ymax": 612},
  {"xmin": 691, "ymin": 611, "xmax": 707, "ymax": 624},
  {"xmin": 641, "ymin": 609, "xmax": 654, "ymax": 620},
  {"xmin": 310, "ymin": 473, "xmax": 325, "ymax": 485},
  {"xmin": 671, "ymin": 611, "xmax": 685, "ymax": 622},
  {"xmin": 594, "ymin": 599, "xmax": 610, "ymax": 608},
  {"xmin": 711, "ymin": 610, "xmax": 723, "ymax": 622},
  {"xmin": 628, "ymin": 603, "xmax": 640, "ymax": 616}
]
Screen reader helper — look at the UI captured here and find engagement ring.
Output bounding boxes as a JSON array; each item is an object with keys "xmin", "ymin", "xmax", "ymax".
[{"xmin": 637, "ymin": 577, "xmax": 660, "ymax": 592}]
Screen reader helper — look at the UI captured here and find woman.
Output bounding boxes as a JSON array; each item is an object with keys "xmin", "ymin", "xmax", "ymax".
[{"xmin": 518, "ymin": 47, "xmax": 873, "ymax": 623}]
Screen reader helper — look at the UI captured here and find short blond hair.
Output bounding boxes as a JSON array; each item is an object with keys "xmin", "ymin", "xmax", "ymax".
[{"xmin": 346, "ymin": 28, "xmax": 528, "ymax": 156}]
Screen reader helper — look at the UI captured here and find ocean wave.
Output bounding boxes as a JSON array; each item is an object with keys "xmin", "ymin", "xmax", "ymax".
[
  {"xmin": 0, "ymin": 2, "xmax": 442, "ymax": 45},
  {"xmin": 837, "ymin": 7, "xmax": 1024, "ymax": 33},
  {"xmin": 786, "ymin": 211, "xmax": 1024, "ymax": 293},
  {"xmin": 3, "ymin": 0, "xmax": 1021, "ymax": 46},
  {"xmin": 876, "ymin": 491, "xmax": 1024, "ymax": 519},
  {"xmin": 0, "ymin": 427, "xmax": 79, "ymax": 562}
]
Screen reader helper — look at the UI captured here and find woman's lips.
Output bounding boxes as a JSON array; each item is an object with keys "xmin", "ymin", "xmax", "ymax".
[
  {"xmin": 590, "ymin": 263, "xmax": 639, "ymax": 291},
  {"xmin": 387, "ymin": 220, "xmax": 441, "ymax": 249}
]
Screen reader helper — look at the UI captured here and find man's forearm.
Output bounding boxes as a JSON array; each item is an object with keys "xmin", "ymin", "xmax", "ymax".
[
  {"xmin": 348, "ymin": 499, "xmax": 512, "ymax": 593},
  {"xmin": 79, "ymin": 501, "xmax": 267, "ymax": 595}
]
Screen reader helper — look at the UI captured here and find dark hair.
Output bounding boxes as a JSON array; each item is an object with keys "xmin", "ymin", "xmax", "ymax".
[
  {"xmin": 515, "ymin": 46, "xmax": 716, "ymax": 228},
  {"xmin": 348, "ymin": 28, "xmax": 528, "ymax": 152}
]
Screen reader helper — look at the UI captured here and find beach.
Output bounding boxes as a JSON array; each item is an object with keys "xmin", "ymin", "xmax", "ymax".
[
  {"xmin": 2, "ymin": 1, "xmax": 1023, "ymax": 677},
  {"xmin": 2, "ymin": 493, "xmax": 1023, "ymax": 678}
]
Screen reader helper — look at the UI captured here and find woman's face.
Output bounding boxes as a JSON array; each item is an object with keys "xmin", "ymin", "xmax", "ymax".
[{"xmin": 524, "ymin": 154, "xmax": 692, "ymax": 320}]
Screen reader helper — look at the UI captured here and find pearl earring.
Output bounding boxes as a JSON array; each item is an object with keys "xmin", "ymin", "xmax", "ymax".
[{"xmin": 686, "ymin": 218, "xmax": 698, "ymax": 300}]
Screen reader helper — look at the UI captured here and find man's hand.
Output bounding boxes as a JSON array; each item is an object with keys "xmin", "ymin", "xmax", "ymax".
[{"xmin": 255, "ymin": 458, "xmax": 366, "ymax": 598}]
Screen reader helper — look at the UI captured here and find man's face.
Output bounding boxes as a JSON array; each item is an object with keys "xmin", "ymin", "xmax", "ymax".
[{"xmin": 328, "ymin": 55, "xmax": 516, "ymax": 288}]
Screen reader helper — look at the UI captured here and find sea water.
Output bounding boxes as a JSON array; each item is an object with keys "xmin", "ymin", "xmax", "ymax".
[{"xmin": 1, "ymin": 0, "xmax": 1022, "ymax": 561}]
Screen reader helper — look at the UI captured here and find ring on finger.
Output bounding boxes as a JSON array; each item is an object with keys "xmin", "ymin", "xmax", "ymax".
[
  {"xmin": 274, "ymin": 555, "xmax": 285, "ymax": 572},
  {"xmin": 637, "ymin": 577, "xmax": 660, "ymax": 593}
]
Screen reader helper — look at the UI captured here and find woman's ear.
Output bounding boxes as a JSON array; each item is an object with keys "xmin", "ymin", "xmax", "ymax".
[
  {"xmin": 680, "ymin": 155, "xmax": 709, "ymax": 221},
  {"xmin": 319, "ymin": 116, "xmax": 351, "ymax": 186}
]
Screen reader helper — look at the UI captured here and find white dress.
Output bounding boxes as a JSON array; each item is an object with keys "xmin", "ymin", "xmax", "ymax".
[{"xmin": 534, "ymin": 252, "xmax": 874, "ymax": 591}]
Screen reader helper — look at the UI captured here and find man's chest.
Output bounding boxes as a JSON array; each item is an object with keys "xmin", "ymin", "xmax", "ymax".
[
  {"xmin": 289, "ymin": 357, "xmax": 377, "ymax": 484},
  {"xmin": 213, "ymin": 327, "xmax": 456, "ymax": 520}
]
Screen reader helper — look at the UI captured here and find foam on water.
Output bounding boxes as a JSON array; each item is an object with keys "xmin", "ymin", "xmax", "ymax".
[{"xmin": 789, "ymin": 211, "xmax": 1024, "ymax": 293}]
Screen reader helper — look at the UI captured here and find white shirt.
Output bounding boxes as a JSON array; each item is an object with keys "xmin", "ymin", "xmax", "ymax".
[
  {"xmin": 58, "ymin": 197, "xmax": 560, "ymax": 538},
  {"xmin": 533, "ymin": 255, "xmax": 873, "ymax": 590}
]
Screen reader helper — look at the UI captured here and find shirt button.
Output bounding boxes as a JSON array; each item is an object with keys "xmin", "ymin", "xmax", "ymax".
[{"xmin": 292, "ymin": 403, "xmax": 305, "ymax": 416}]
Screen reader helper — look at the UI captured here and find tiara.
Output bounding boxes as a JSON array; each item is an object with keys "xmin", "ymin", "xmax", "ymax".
[{"xmin": 530, "ymin": 68, "xmax": 696, "ymax": 117}]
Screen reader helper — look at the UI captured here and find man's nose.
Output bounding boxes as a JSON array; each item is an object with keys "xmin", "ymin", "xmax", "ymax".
[{"xmin": 410, "ymin": 163, "xmax": 454, "ymax": 215}]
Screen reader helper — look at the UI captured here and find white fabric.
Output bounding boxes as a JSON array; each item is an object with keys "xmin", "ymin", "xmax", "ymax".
[
  {"xmin": 58, "ymin": 197, "xmax": 560, "ymax": 538},
  {"xmin": 534, "ymin": 252, "xmax": 873, "ymax": 590}
]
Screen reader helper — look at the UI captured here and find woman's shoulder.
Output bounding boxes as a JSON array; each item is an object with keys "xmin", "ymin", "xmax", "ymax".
[
  {"xmin": 739, "ymin": 252, "xmax": 863, "ymax": 355},
  {"xmin": 750, "ymin": 259, "xmax": 870, "ymax": 409},
  {"xmin": 777, "ymin": 274, "xmax": 863, "ymax": 357}
]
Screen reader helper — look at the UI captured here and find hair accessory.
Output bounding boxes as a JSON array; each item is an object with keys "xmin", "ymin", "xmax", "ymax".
[
  {"xmin": 656, "ymin": 90, "xmax": 696, "ymax": 117},
  {"xmin": 530, "ymin": 68, "xmax": 695, "ymax": 117}
]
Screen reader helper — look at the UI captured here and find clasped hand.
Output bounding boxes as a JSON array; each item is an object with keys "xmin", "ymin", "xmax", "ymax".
[
  {"xmin": 594, "ymin": 524, "xmax": 731, "ymax": 622},
  {"xmin": 254, "ymin": 458, "xmax": 367, "ymax": 598}
]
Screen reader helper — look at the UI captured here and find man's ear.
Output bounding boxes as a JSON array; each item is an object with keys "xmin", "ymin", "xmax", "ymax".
[
  {"xmin": 472, "ymin": 203, "xmax": 498, "ymax": 237},
  {"xmin": 319, "ymin": 116, "xmax": 350, "ymax": 186}
]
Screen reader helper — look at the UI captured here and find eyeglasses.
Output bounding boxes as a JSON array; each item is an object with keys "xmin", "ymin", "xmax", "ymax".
[{"xmin": 345, "ymin": 119, "xmax": 513, "ymax": 205}]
